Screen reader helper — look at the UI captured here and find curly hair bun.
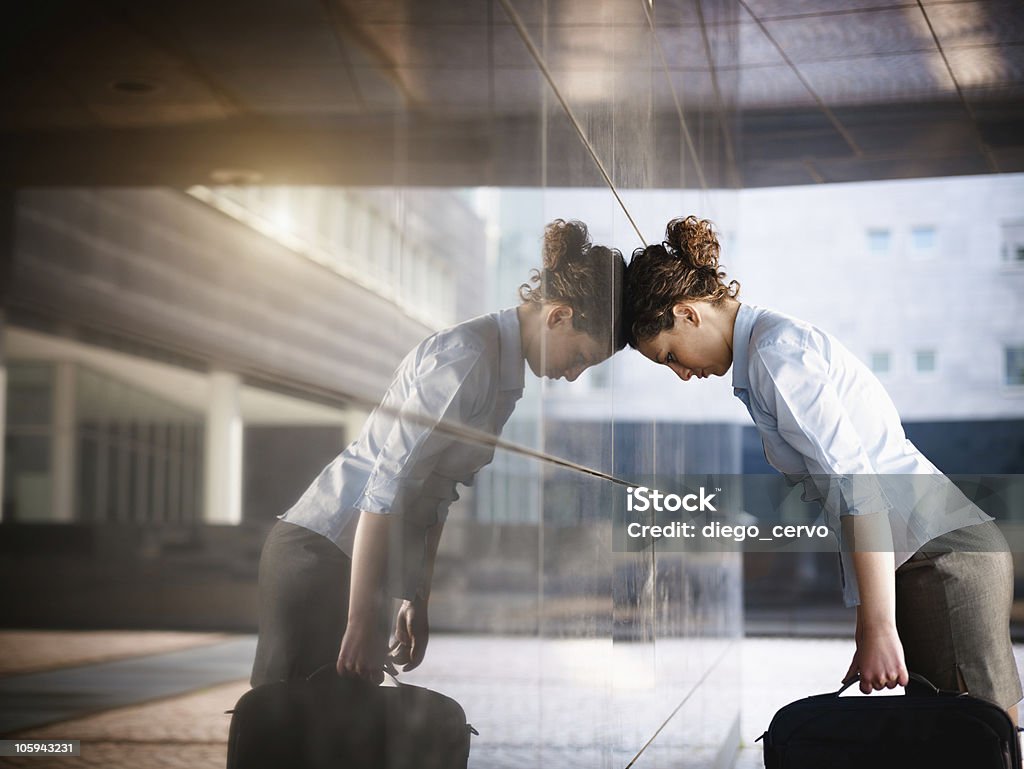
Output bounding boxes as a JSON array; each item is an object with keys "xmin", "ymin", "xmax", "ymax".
[
  {"xmin": 622, "ymin": 215, "xmax": 738, "ymax": 346},
  {"xmin": 543, "ymin": 219, "xmax": 590, "ymax": 272},
  {"xmin": 520, "ymin": 218, "xmax": 627, "ymax": 351},
  {"xmin": 665, "ymin": 216, "xmax": 720, "ymax": 269}
]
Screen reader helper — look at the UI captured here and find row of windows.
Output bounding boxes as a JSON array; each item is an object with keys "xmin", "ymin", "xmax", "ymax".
[
  {"xmin": 869, "ymin": 349, "xmax": 937, "ymax": 375},
  {"xmin": 578, "ymin": 347, "xmax": 1024, "ymax": 393},
  {"xmin": 187, "ymin": 186, "xmax": 459, "ymax": 328},
  {"xmin": 866, "ymin": 221, "xmax": 1024, "ymax": 262},
  {"xmin": 4, "ymin": 364, "xmax": 204, "ymax": 524},
  {"xmin": 866, "ymin": 226, "xmax": 936, "ymax": 254},
  {"xmin": 869, "ymin": 346, "xmax": 1024, "ymax": 387}
]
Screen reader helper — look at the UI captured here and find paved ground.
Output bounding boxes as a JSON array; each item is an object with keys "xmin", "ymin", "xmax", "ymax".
[
  {"xmin": 0, "ymin": 632, "xmax": 231, "ymax": 677},
  {"xmin": 0, "ymin": 637, "xmax": 256, "ymax": 734},
  {"xmin": 1, "ymin": 631, "xmax": 1022, "ymax": 768}
]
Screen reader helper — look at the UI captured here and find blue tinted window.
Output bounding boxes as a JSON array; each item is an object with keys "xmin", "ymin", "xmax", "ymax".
[
  {"xmin": 911, "ymin": 226, "xmax": 936, "ymax": 251},
  {"xmin": 1007, "ymin": 347, "xmax": 1024, "ymax": 386},
  {"xmin": 867, "ymin": 229, "xmax": 890, "ymax": 253},
  {"xmin": 915, "ymin": 350, "xmax": 936, "ymax": 373}
]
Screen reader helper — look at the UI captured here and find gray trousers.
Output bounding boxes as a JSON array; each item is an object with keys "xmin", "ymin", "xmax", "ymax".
[{"xmin": 250, "ymin": 520, "xmax": 355, "ymax": 687}]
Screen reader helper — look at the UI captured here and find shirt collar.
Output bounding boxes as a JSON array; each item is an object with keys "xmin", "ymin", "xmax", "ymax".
[
  {"xmin": 497, "ymin": 307, "xmax": 526, "ymax": 392},
  {"xmin": 731, "ymin": 303, "xmax": 758, "ymax": 391}
]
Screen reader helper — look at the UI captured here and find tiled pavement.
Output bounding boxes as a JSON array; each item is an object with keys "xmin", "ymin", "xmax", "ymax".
[
  {"xmin": 2, "ymin": 631, "xmax": 1023, "ymax": 768},
  {"xmin": 1, "ymin": 633, "xmax": 740, "ymax": 769},
  {"xmin": 0, "ymin": 638, "xmax": 256, "ymax": 735},
  {"xmin": 0, "ymin": 632, "xmax": 231, "ymax": 677},
  {"xmin": 6, "ymin": 680, "xmax": 249, "ymax": 769}
]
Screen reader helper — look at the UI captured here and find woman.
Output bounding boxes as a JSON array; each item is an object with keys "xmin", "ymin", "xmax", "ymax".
[
  {"xmin": 251, "ymin": 219, "xmax": 625, "ymax": 686},
  {"xmin": 623, "ymin": 215, "xmax": 1021, "ymax": 719}
]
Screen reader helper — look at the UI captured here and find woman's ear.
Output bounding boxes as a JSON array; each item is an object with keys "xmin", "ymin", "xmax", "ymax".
[
  {"xmin": 546, "ymin": 304, "xmax": 574, "ymax": 329},
  {"xmin": 672, "ymin": 302, "xmax": 700, "ymax": 326}
]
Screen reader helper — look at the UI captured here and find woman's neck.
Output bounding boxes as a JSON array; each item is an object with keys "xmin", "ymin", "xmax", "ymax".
[
  {"xmin": 721, "ymin": 299, "xmax": 741, "ymax": 357},
  {"xmin": 516, "ymin": 303, "xmax": 539, "ymax": 355}
]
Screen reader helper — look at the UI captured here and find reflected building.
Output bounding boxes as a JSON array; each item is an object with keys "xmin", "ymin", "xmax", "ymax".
[{"xmin": 3, "ymin": 186, "xmax": 486, "ymax": 529}]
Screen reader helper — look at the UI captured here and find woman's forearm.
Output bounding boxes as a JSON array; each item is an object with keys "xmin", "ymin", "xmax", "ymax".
[
  {"xmin": 851, "ymin": 549, "xmax": 896, "ymax": 629},
  {"xmin": 347, "ymin": 510, "xmax": 392, "ymax": 626},
  {"xmin": 417, "ymin": 519, "xmax": 446, "ymax": 601},
  {"xmin": 842, "ymin": 511, "xmax": 897, "ymax": 627}
]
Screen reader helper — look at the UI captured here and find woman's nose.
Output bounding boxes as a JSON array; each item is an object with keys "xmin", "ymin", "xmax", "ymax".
[{"xmin": 675, "ymin": 366, "xmax": 692, "ymax": 381}]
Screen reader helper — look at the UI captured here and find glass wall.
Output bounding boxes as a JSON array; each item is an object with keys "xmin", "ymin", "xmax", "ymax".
[
  {"xmin": 5, "ymin": 2, "xmax": 1024, "ymax": 766},
  {"xmin": 379, "ymin": 2, "xmax": 744, "ymax": 764},
  {"xmin": 1, "ymin": 2, "xmax": 743, "ymax": 765}
]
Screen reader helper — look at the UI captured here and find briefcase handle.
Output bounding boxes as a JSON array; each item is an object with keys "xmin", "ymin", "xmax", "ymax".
[
  {"xmin": 837, "ymin": 672, "xmax": 957, "ymax": 697},
  {"xmin": 307, "ymin": 663, "xmax": 404, "ymax": 687}
]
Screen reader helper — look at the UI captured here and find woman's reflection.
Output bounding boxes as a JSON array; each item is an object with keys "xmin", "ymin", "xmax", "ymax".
[{"xmin": 251, "ymin": 219, "xmax": 625, "ymax": 686}]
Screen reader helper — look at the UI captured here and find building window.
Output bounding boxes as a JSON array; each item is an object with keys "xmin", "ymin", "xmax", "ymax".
[
  {"xmin": 870, "ymin": 351, "xmax": 891, "ymax": 374},
  {"xmin": 1006, "ymin": 346, "xmax": 1024, "ymax": 386},
  {"xmin": 910, "ymin": 226, "xmax": 936, "ymax": 254},
  {"xmin": 1001, "ymin": 222, "xmax": 1024, "ymax": 263},
  {"xmin": 914, "ymin": 349, "xmax": 936, "ymax": 374},
  {"xmin": 4, "ymin": 363, "xmax": 54, "ymax": 522},
  {"xmin": 867, "ymin": 229, "xmax": 891, "ymax": 254}
]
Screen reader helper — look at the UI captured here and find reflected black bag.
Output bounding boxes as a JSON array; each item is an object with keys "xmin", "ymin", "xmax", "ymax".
[
  {"xmin": 226, "ymin": 666, "xmax": 477, "ymax": 769},
  {"xmin": 759, "ymin": 674, "xmax": 1021, "ymax": 769}
]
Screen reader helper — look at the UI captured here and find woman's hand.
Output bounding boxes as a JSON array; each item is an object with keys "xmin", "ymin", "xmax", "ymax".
[
  {"xmin": 844, "ymin": 620, "xmax": 909, "ymax": 694},
  {"xmin": 336, "ymin": 620, "xmax": 387, "ymax": 684},
  {"xmin": 388, "ymin": 596, "xmax": 429, "ymax": 672}
]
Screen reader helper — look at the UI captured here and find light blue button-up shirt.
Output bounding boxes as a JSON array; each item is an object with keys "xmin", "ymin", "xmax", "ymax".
[
  {"xmin": 731, "ymin": 304, "xmax": 990, "ymax": 606},
  {"xmin": 282, "ymin": 307, "xmax": 526, "ymax": 599}
]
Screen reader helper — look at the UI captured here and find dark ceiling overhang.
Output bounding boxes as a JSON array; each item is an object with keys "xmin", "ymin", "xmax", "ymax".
[{"xmin": 2, "ymin": 0, "xmax": 1022, "ymax": 189}]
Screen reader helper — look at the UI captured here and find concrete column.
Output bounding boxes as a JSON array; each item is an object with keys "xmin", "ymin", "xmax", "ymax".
[
  {"xmin": 204, "ymin": 370, "xmax": 243, "ymax": 524},
  {"xmin": 51, "ymin": 361, "xmax": 77, "ymax": 521}
]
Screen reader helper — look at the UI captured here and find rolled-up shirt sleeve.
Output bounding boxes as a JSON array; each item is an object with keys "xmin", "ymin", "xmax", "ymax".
[
  {"xmin": 357, "ymin": 344, "xmax": 489, "ymax": 523},
  {"xmin": 752, "ymin": 339, "xmax": 896, "ymax": 607}
]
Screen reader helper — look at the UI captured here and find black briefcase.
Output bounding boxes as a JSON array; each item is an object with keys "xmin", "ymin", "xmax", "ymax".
[
  {"xmin": 759, "ymin": 674, "xmax": 1021, "ymax": 769},
  {"xmin": 226, "ymin": 666, "xmax": 477, "ymax": 769}
]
